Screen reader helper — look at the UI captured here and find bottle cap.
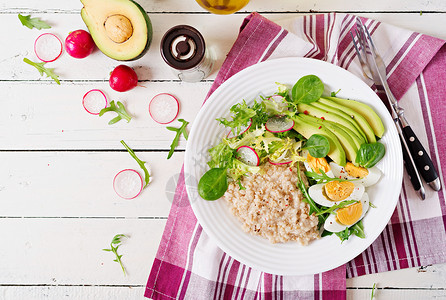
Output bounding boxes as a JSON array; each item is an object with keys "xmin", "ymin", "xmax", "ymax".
[{"xmin": 161, "ymin": 25, "xmax": 206, "ymax": 70}]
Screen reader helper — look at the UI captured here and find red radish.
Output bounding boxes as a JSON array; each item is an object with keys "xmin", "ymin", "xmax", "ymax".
[
  {"xmin": 265, "ymin": 116, "xmax": 294, "ymax": 133},
  {"xmin": 65, "ymin": 29, "xmax": 95, "ymax": 59},
  {"xmin": 113, "ymin": 169, "xmax": 143, "ymax": 199},
  {"xmin": 227, "ymin": 119, "xmax": 252, "ymax": 138},
  {"xmin": 109, "ymin": 65, "xmax": 138, "ymax": 92},
  {"xmin": 83, "ymin": 89, "xmax": 108, "ymax": 115},
  {"xmin": 34, "ymin": 33, "xmax": 63, "ymax": 63},
  {"xmin": 269, "ymin": 159, "xmax": 292, "ymax": 165},
  {"xmin": 149, "ymin": 93, "xmax": 180, "ymax": 124},
  {"xmin": 236, "ymin": 146, "xmax": 260, "ymax": 166}
]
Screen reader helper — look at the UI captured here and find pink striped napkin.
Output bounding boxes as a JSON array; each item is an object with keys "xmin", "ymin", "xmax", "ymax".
[{"xmin": 145, "ymin": 12, "xmax": 446, "ymax": 299}]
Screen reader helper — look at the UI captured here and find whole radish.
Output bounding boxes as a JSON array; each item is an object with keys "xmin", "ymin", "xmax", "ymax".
[
  {"xmin": 109, "ymin": 65, "xmax": 138, "ymax": 92},
  {"xmin": 65, "ymin": 29, "xmax": 95, "ymax": 58}
]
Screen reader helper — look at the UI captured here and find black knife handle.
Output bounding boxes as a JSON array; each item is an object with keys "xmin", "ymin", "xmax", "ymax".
[
  {"xmin": 400, "ymin": 135, "xmax": 421, "ymax": 191},
  {"xmin": 401, "ymin": 125, "xmax": 438, "ymax": 183}
]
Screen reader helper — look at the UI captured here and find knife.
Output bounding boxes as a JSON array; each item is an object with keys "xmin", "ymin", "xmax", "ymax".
[{"xmin": 356, "ymin": 17, "xmax": 441, "ymax": 192}]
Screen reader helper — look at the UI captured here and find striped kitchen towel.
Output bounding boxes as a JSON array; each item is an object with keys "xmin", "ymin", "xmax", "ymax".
[{"xmin": 145, "ymin": 12, "xmax": 446, "ymax": 299}]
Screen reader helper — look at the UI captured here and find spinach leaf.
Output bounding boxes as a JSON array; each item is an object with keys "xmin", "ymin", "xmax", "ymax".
[
  {"xmin": 291, "ymin": 75, "xmax": 324, "ymax": 104},
  {"xmin": 198, "ymin": 168, "xmax": 228, "ymax": 201},
  {"xmin": 302, "ymin": 134, "xmax": 330, "ymax": 158},
  {"xmin": 355, "ymin": 142, "xmax": 386, "ymax": 168}
]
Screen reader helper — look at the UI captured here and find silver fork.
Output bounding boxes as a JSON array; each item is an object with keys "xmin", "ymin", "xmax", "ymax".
[{"xmin": 350, "ymin": 20, "xmax": 428, "ymax": 200}]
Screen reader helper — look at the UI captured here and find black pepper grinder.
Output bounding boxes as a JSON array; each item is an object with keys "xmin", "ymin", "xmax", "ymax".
[{"xmin": 161, "ymin": 25, "xmax": 214, "ymax": 83}]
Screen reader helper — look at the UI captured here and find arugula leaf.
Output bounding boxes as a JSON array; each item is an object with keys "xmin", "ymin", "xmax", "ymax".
[
  {"xmin": 102, "ymin": 234, "xmax": 127, "ymax": 275},
  {"xmin": 296, "ymin": 165, "xmax": 326, "ymax": 228},
  {"xmin": 331, "ymin": 89, "xmax": 341, "ymax": 97},
  {"xmin": 305, "ymin": 169, "xmax": 350, "ymax": 184},
  {"xmin": 23, "ymin": 58, "xmax": 60, "ymax": 85},
  {"xmin": 166, "ymin": 119, "xmax": 189, "ymax": 159},
  {"xmin": 291, "ymin": 75, "xmax": 324, "ymax": 104},
  {"xmin": 18, "ymin": 14, "xmax": 51, "ymax": 30},
  {"xmin": 99, "ymin": 100, "xmax": 132, "ymax": 125},
  {"xmin": 335, "ymin": 220, "xmax": 365, "ymax": 242},
  {"xmin": 371, "ymin": 283, "xmax": 376, "ymax": 299},
  {"xmin": 120, "ymin": 140, "xmax": 150, "ymax": 188},
  {"xmin": 302, "ymin": 134, "xmax": 330, "ymax": 158},
  {"xmin": 315, "ymin": 200, "xmax": 359, "ymax": 216}
]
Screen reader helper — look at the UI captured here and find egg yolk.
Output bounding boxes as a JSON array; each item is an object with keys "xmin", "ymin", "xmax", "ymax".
[
  {"xmin": 307, "ymin": 153, "xmax": 330, "ymax": 174},
  {"xmin": 324, "ymin": 181, "xmax": 355, "ymax": 201},
  {"xmin": 345, "ymin": 162, "xmax": 369, "ymax": 178},
  {"xmin": 336, "ymin": 201, "xmax": 363, "ymax": 225}
]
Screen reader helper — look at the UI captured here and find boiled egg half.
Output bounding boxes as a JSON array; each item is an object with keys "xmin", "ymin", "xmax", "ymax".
[
  {"xmin": 302, "ymin": 151, "xmax": 334, "ymax": 177},
  {"xmin": 308, "ymin": 180, "xmax": 365, "ymax": 207},
  {"xmin": 324, "ymin": 192, "xmax": 370, "ymax": 233},
  {"xmin": 329, "ymin": 162, "xmax": 382, "ymax": 187}
]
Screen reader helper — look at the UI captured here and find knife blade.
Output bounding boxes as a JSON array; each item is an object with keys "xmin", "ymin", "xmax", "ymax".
[{"xmin": 356, "ymin": 17, "xmax": 441, "ymax": 192}]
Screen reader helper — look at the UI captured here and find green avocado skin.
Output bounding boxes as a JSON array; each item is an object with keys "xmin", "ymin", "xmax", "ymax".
[
  {"xmin": 80, "ymin": 0, "xmax": 153, "ymax": 61},
  {"xmin": 128, "ymin": 0, "xmax": 152, "ymax": 61}
]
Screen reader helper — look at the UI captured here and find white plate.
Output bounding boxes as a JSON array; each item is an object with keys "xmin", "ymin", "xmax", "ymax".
[{"xmin": 184, "ymin": 57, "xmax": 403, "ymax": 276}]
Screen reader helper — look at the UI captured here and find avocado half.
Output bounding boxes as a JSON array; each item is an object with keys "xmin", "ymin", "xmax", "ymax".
[{"xmin": 80, "ymin": 0, "xmax": 153, "ymax": 61}]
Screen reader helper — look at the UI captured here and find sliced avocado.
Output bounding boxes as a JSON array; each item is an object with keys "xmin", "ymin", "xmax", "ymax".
[
  {"xmin": 318, "ymin": 98, "xmax": 376, "ymax": 143},
  {"xmin": 297, "ymin": 103, "xmax": 367, "ymax": 145},
  {"xmin": 81, "ymin": 0, "xmax": 153, "ymax": 61},
  {"xmin": 310, "ymin": 101, "xmax": 367, "ymax": 142},
  {"xmin": 299, "ymin": 114, "xmax": 359, "ymax": 163},
  {"xmin": 291, "ymin": 115, "xmax": 346, "ymax": 166},
  {"xmin": 324, "ymin": 96, "xmax": 385, "ymax": 138}
]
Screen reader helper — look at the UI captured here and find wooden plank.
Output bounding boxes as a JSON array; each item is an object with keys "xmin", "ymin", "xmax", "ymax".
[
  {"xmin": 0, "ymin": 82, "xmax": 206, "ymax": 150},
  {"xmin": 2, "ymin": 0, "xmax": 446, "ymax": 13},
  {"xmin": 0, "ymin": 286, "xmax": 146, "ymax": 300},
  {"xmin": 0, "ymin": 218, "xmax": 165, "ymax": 285},
  {"xmin": 0, "ymin": 152, "xmax": 186, "ymax": 216},
  {"xmin": 3, "ymin": 13, "xmax": 446, "ymax": 83},
  {"xmin": 347, "ymin": 288, "xmax": 446, "ymax": 299},
  {"xmin": 347, "ymin": 263, "xmax": 446, "ymax": 288}
]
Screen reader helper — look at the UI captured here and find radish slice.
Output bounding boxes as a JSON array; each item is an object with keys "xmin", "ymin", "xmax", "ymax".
[
  {"xmin": 113, "ymin": 169, "xmax": 143, "ymax": 199},
  {"xmin": 227, "ymin": 118, "xmax": 252, "ymax": 138},
  {"xmin": 269, "ymin": 159, "xmax": 292, "ymax": 166},
  {"xmin": 83, "ymin": 89, "xmax": 108, "ymax": 115},
  {"xmin": 149, "ymin": 93, "xmax": 180, "ymax": 124},
  {"xmin": 265, "ymin": 116, "xmax": 294, "ymax": 133},
  {"xmin": 236, "ymin": 146, "xmax": 260, "ymax": 166},
  {"xmin": 34, "ymin": 33, "xmax": 63, "ymax": 63}
]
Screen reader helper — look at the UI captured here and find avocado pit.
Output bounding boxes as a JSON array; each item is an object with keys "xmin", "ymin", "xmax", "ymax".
[{"xmin": 104, "ymin": 14, "xmax": 133, "ymax": 43}]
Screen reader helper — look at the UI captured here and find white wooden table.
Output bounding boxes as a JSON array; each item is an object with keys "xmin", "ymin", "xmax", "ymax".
[{"xmin": 1, "ymin": 1, "xmax": 446, "ymax": 299}]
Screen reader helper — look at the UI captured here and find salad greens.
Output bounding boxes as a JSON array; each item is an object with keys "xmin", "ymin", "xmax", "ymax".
[
  {"xmin": 198, "ymin": 74, "xmax": 384, "ymax": 242},
  {"xmin": 18, "ymin": 14, "xmax": 51, "ymax": 30},
  {"xmin": 302, "ymin": 134, "xmax": 330, "ymax": 158},
  {"xmin": 356, "ymin": 142, "xmax": 386, "ymax": 168},
  {"xmin": 99, "ymin": 100, "xmax": 132, "ymax": 124},
  {"xmin": 23, "ymin": 58, "xmax": 60, "ymax": 85},
  {"xmin": 120, "ymin": 140, "xmax": 150, "ymax": 188},
  {"xmin": 102, "ymin": 234, "xmax": 128, "ymax": 275},
  {"xmin": 166, "ymin": 119, "xmax": 189, "ymax": 159}
]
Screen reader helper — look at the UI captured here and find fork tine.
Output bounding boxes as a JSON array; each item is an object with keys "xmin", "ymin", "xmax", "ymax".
[{"xmin": 351, "ymin": 29, "xmax": 373, "ymax": 80}]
